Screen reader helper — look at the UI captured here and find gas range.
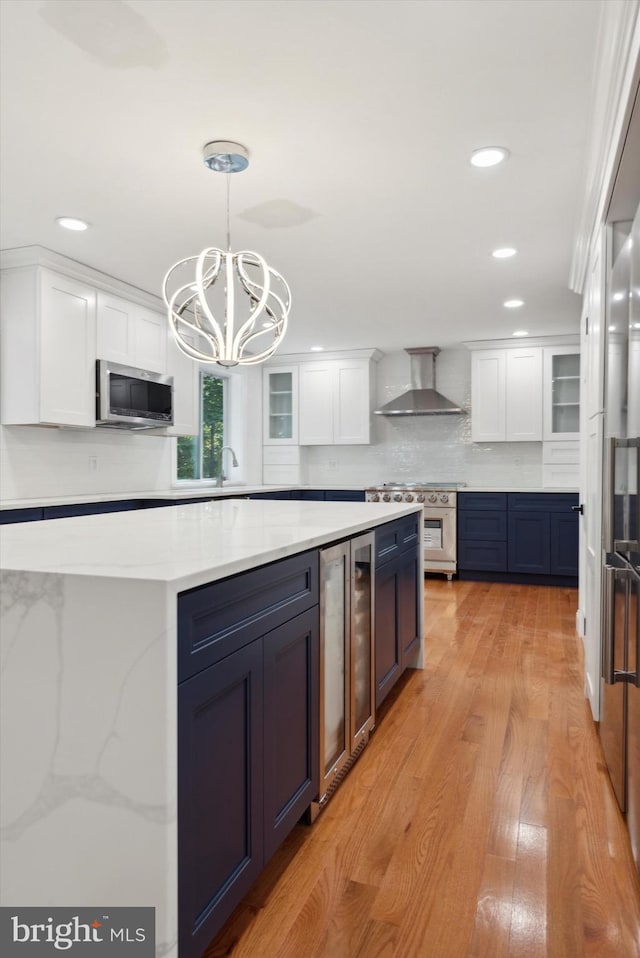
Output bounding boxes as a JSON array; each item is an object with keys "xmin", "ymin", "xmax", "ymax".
[{"xmin": 364, "ymin": 482, "xmax": 464, "ymax": 506}]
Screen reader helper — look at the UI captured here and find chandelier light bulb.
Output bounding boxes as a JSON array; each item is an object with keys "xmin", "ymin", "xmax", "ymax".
[{"xmin": 163, "ymin": 141, "xmax": 291, "ymax": 367}]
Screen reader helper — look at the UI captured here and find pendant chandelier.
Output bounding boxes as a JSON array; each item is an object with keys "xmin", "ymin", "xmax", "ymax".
[{"xmin": 162, "ymin": 141, "xmax": 291, "ymax": 367}]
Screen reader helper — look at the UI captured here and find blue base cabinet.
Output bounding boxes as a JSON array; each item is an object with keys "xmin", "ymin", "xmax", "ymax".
[
  {"xmin": 177, "ymin": 556, "xmax": 319, "ymax": 958},
  {"xmin": 374, "ymin": 513, "xmax": 421, "ymax": 708},
  {"xmin": 458, "ymin": 492, "xmax": 578, "ymax": 585},
  {"xmin": 178, "ymin": 641, "xmax": 264, "ymax": 958}
]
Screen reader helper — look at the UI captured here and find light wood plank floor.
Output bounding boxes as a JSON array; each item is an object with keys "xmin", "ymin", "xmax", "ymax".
[{"xmin": 206, "ymin": 580, "xmax": 640, "ymax": 957}]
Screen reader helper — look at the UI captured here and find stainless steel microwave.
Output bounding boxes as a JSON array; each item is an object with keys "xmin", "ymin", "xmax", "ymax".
[{"xmin": 96, "ymin": 360, "xmax": 174, "ymax": 429}]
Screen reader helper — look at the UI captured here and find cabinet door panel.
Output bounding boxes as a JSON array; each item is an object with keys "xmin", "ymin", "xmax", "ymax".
[
  {"xmin": 299, "ymin": 365, "xmax": 334, "ymax": 444},
  {"xmin": 471, "ymin": 350, "xmax": 506, "ymax": 442},
  {"xmin": 165, "ymin": 333, "xmax": 199, "ymax": 436},
  {"xmin": 334, "ymin": 363, "xmax": 370, "ymax": 444},
  {"xmin": 506, "ymin": 348, "xmax": 542, "ymax": 441},
  {"xmin": 263, "ymin": 607, "xmax": 319, "ymax": 861},
  {"xmin": 96, "ymin": 292, "xmax": 134, "ymax": 364},
  {"xmin": 398, "ymin": 551, "xmax": 420, "ymax": 666},
  {"xmin": 458, "ymin": 510, "xmax": 507, "ymax": 541},
  {"xmin": 374, "ymin": 560, "xmax": 402, "ymax": 707},
  {"xmin": 40, "ymin": 271, "xmax": 96, "ymax": 426},
  {"xmin": 550, "ymin": 512, "xmax": 579, "ymax": 576},
  {"xmin": 458, "ymin": 540, "xmax": 507, "ymax": 572},
  {"xmin": 135, "ymin": 306, "xmax": 167, "ymax": 373},
  {"xmin": 178, "ymin": 640, "xmax": 263, "ymax": 958},
  {"xmin": 508, "ymin": 512, "xmax": 550, "ymax": 574}
]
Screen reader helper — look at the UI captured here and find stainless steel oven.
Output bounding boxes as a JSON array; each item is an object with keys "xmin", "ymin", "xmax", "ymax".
[{"xmin": 365, "ymin": 483, "xmax": 459, "ymax": 579}]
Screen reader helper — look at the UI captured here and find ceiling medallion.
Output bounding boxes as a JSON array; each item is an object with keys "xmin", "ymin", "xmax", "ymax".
[{"xmin": 162, "ymin": 140, "xmax": 291, "ymax": 367}]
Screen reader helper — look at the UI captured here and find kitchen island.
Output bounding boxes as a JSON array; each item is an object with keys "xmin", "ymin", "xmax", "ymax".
[{"xmin": 0, "ymin": 498, "xmax": 423, "ymax": 957}]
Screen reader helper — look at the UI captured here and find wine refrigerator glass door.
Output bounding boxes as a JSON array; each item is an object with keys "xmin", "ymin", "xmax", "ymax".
[{"xmin": 319, "ymin": 541, "xmax": 351, "ymax": 799}]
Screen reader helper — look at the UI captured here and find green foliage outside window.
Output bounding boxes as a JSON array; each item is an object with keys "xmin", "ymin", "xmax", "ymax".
[{"xmin": 177, "ymin": 374, "xmax": 225, "ymax": 480}]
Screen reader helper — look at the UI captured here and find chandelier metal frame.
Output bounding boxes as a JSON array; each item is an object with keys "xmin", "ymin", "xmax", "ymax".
[{"xmin": 162, "ymin": 141, "xmax": 291, "ymax": 367}]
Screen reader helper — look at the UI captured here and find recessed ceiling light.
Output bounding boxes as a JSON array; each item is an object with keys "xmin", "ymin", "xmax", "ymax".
[
  {"xmin": 608, "ymin": 325, "xmax": 617, "ymax": 332},
  {"xmin": 504, "ymin": 299, "xmax": 524, "ymax": 309},
  {"xmin": 470, "ymin": 146, "xmax": 510, "ymax": 168},
  {"xmin": 56, "ymin": 216, "xmax": 90, "ymax": 231},
  {"xmin": 492, "ymin": 247, "xmax": 517, "ymax": 259},
  {"xmin": 613, "ymin": 292, "xmax": 624, "ymax": 302},
  {"xmin": 310, "ymin": 346, "xmax": 324, "ymax": 352},
  {"xmin": 633, "ymin": 323, "xmax": 640, "ymax": 330},
  {"xmin": 512, "ymin": 330, "xmax": 529, "ymax": 337}
]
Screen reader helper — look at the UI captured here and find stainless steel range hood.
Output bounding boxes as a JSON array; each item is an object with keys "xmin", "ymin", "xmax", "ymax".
[{"xmin": 374, "ymin": 347, "xmax": 466, "ymax": 416}]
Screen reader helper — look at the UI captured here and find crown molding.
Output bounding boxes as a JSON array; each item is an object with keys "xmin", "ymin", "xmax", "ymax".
[
  {"xmin": 265, "ymin": 348, "xmax": 384, "ymax": 365},
  {"xmin": 0, "ymin": 245, "xmax": 165, "ymax": 312},
  {"xmin": 463, "ymin": 333, "xmax": 579, "ymax": 350},
  {"xmin": 570, "ymin": 0, "xmax": 640, "ymax": 294}
]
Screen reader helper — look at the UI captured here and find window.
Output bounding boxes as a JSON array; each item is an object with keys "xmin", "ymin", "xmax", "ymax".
[{"xmin": 177, "ymin": 373, "xmax": 226, "ymax": 481}]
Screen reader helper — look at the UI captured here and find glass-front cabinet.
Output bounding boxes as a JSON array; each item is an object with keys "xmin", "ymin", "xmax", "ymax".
[
  {"xmin": 543, "ymin": 346, "xmax": 581, "ymax": 441},
  {"xmin": 262, "ymin": 366, "xmax": 298, "ymax": 444}
]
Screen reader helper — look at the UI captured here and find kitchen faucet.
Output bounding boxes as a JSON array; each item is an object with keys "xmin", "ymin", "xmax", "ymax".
[{"xmin": 216, "ymin": 446, "xmax": 239, "ymax": 487}]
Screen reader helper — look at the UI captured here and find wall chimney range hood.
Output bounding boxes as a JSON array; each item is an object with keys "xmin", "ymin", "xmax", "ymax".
[{"xmin": 374, "ymin": 347, "xmax": 465, "ymax": 416}]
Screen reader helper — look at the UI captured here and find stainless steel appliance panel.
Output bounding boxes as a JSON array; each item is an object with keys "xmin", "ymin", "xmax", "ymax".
[
  {"xmin": 600, "ymin": 556, "xmax": 629, "ymax": 809},
  {"xmin": 627, "ymin": 566, "xmax": 640, "ymax": 870}
]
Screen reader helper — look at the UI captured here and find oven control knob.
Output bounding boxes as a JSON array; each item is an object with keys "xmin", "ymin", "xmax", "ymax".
[
  {"xmin": 440, "ymin": 493, "xmax": 449, "ymax": 504},
  {"xmin": 382, "ymin": 493, "xmax": 391, "ymax": 502},
  {"xmin": 369, "ymin": 493, "xmax": 379, "ymax": 502},
  {"xmin": 428, "ymin": 493, "xmax": 438, "ymax": 503},
  {"xmin": 405, "ymin": 493, "xmax": 414, "ymax": 502},
  {"xmin": 416, "ymin": 493, "xmax": 425, "ymax": 503},
  {"xmin": 393, "ymin": 492, "xmax": 403, "ymax": 502}
]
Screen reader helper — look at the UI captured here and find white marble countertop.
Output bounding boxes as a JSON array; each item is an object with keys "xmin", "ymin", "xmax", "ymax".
[
  {"xmin": 0, "ymin": 483, "xmax": 579, "ymax": 509},
  {"xmin": 0, "ymin": 498, "xmax": 422, "ymax": 589},
  {"xmin": 460, "ymin": 486, "xmax": 579, "ymax": 494},
  {"xmin": 0, "ymin": 484, "xmax": 372, "ymax": 509}
]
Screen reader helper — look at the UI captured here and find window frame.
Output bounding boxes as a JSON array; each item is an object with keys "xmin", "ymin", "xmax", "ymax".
[{"xmin": 175, "ymin": 369, "xmax": 229, "ymax": 483}]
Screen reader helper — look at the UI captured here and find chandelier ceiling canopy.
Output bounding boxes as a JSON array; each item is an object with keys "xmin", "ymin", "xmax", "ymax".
[{"xmin": 162, "ymin": 140, "xmax": 291, "ymax": 367}]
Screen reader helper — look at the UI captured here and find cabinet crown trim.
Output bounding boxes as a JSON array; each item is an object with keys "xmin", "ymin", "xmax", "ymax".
[
  {"xmin": 464, "ymin": 335, "xmax": 579, "ymax": 350},
  {"xmin": 0, "ymin": 246, "xmax": 164, "ymax": 314},
  {"xmin": 265, "ymin": 348, "xmax": 383, "ymax": 365}
]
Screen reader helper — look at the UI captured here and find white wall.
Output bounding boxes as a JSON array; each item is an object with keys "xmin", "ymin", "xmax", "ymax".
[{"xmin": 302, "ymin": 348, "xmax": 544, "ymax": 488}]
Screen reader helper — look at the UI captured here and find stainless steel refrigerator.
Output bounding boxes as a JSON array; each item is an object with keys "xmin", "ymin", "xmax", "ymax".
[{"xmin": 601, "ymin": 201, "xmax": 640, "ymax": 876}]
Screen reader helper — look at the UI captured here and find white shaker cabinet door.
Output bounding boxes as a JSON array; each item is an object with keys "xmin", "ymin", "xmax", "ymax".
[
  {"xmin": 39, "ymin": 270, "xmax": 97, "ymax": 427},
  {"xmin": 333, "ymin": 362, "xmax": 370, "ymax": 444},
  {"xmin": 96, "ymin": 292, "xmax": 135, "ymax": 365},
  {"xmin": 505, "ymin": 348, "xmax": 543, "ymax": 441},
  {"xmin": 299, "ymin": 364, "xmax": 334, "ymax": 445},
  {"xmin": 135, "ymin": 307, "xmax": 167, "ymax": 374},
  {"xmin": 471, "ymin": 350, "xmax": 506, "ymax": 442},
  {"xmin": 97, "ymin": 292, "xmax": 167, "ymax": 373},
  {"xmin": 165, "ymin": 334, "xmax": 199, "ymax": 437}
]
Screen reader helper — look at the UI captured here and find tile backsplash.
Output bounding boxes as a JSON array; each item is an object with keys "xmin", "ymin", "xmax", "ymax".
[
  {"xmin": 302, "ymin": 348, "xmax": 544, "ymax": 488},
  {"xmin": 0, "ymin": 425, "xmax": 172, "ymax": 500}
]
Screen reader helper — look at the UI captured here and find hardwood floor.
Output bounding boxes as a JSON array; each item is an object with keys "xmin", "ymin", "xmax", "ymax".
[{"xmin": 205, "ymin": 580, "xmax": 640, "ymax": 957}]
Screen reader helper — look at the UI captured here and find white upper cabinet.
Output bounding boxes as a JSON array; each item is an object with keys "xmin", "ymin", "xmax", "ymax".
[
  {"xmin": 97, "ymin": 292, "xmax": 167, "ymax": 374},
  {"xmin": 543, "ymin": 345, "xmax": 580, "ymax": 441},
  {"xmin": 471, "ymin": 347, "xmax": 543, "ymax": 442},
  {"xmin": 263, "ymin": 366, "xmax": 299, "ymax": 445},
  {"xmin": 505, "ymin": 348, "xmax": 543, "ymax": 441},
  {"xmin": 1, "ymin": 266, "xmax": 97, "ymax": 427},
  {"xmin": 299, "ymin": 360, "xmax": 371, "ymax": 445},
  {"xmin": 164, "ymin": 333, "xmax": 199, "ymax": 437},
  {"xmin": 470, "ymin": 350, "xmax": 506, "ymax": 442},
  {"xmin": 470, "ymin": 339, "xmax": 577, "ymax": 443}
]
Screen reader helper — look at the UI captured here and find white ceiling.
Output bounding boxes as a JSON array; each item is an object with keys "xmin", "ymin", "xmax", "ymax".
[{"xmin": 0, "ymin": 0, "xmax": 602, "ymax": 354}]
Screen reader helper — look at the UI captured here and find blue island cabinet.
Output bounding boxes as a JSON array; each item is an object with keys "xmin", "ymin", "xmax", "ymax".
[
  {"xmin": 374, "ymin": 513, "xmax": 421, "ymax": 708},
  {"xmin": 177, "ymin": 552, "xmax": 319, "ymax": 958}
]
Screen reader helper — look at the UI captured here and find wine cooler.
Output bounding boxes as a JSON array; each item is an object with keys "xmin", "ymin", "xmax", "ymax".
[{"xmin": 313, "ymin": 532, "xmax": 375, "ymax": 814}]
